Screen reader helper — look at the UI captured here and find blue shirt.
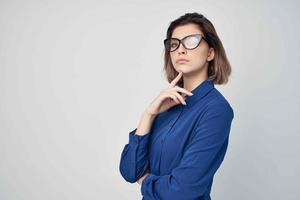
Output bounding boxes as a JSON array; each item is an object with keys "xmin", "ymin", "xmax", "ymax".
[{"xmin": 119, "ymin": 79, "xmax": 234, "ymax": 200}]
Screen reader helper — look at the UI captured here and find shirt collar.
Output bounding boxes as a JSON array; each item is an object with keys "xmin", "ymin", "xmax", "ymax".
[{"xmin": 178, "ymin": 79, "xmax": 215, "ymax": 108}]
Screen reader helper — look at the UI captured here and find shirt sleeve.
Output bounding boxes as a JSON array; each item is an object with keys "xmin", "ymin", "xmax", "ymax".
[
  {"xmin": 119, "ymin": 128, "xmax": 151, "ymax": 183},
  {"xmin": 119, "ymin": 114, "xmax": 159, "ymax": 183},
  {"xmin": 140, "ymin": 103, "xmax": 234, "ymax": 200}
]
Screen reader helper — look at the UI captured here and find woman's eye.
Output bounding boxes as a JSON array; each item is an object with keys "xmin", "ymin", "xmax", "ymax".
[{"xmin": 186, "ymin": 37, "xmax": 199, "ymax": 45}]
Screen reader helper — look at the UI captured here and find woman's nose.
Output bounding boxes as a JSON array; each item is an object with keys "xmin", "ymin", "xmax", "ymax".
[{"xmin": 177, "ymin": 42, "xmax": 187, "ymax": 54}]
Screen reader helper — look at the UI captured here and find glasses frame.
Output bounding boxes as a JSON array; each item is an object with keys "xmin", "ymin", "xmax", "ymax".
[{"xmin": 163, "ymin": 34, "xmax": 208, "ymax": 52}]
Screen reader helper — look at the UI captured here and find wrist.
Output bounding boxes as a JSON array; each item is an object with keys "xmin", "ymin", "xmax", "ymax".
[{"xmin": 143, "ymin": 109, "xmax": 157, "ymax": 118}]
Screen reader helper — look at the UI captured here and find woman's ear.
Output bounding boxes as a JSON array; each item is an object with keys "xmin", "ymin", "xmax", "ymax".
[{"xmin": 207, "ymin": 47, "xmax": 215, "ymax": 62}]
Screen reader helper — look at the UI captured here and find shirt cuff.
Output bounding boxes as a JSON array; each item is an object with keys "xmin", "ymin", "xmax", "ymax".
[{"xmin": 128, "ymin": 128, "xmax": 150, "ymax": 149}]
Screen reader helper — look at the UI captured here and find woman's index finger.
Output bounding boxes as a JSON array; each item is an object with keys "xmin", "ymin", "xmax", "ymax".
[{"xmin": 170, "ymin": 71, "xmax": 183, "ymax": 87}]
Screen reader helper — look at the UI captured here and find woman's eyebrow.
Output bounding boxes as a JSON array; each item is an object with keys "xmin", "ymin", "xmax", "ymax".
[{"xmin": 172, "ymin": 33, "xmax": 201, "ymax": 39}]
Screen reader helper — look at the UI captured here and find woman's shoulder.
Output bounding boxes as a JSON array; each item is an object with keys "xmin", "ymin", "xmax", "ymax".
[{"xmin": 205, "ymin": 88, "xmax": 234, "ymax": 118}]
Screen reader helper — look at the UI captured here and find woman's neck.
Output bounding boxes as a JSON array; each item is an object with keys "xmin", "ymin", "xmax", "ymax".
[{"xmin": 182, "ymin": 66, "xmax": 208, "ymax": 92}]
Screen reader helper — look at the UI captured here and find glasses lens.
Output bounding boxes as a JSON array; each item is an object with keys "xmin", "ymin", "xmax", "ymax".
[
  {"xmin": 183, "ymin": 35, "xmax": 201, "ymax": 49},
  {"xmin": 165, "ymin": 39, "xmax": 179, "ymax": 52},
  {"xmin": 164, "ymin": 35, "xmax": 202, "ymax": 52}
]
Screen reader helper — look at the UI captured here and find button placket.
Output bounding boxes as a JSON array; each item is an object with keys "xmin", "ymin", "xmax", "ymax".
[
  {"xmin": 157, "ymin": 105, "xmax": 185, "ymax": 174},
  {"xmin": 167, "ymin": 105, "xmax": 184, "ymax": 134}
]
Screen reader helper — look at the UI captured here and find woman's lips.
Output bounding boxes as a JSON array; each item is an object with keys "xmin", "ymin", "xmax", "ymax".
[{"xmin": 177, "ymin": 59, "xmax": 189, "ymax": 64}]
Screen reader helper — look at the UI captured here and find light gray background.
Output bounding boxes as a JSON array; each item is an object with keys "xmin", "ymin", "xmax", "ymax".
[{"xmin": 1, "ymin": 0, "xmax": 299, "ymax": 199}]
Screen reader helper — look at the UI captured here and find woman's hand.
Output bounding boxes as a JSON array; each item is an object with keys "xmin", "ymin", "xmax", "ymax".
[
  {"xmin": 137, "ymin": 172, "xmax": 150, "ymax": 185},
  {"xmin": 145, "ymin": 71, "xmax": 193, "ymax": 115}
]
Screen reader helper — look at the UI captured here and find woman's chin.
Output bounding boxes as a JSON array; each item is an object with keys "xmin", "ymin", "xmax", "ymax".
[{"xmin": 176, "ymin": 65, "xmax": 190, "ymax": 73}]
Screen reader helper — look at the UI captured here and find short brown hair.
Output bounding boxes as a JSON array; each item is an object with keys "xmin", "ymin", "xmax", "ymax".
[{"xmin": 163, "ymin": 12, "xmax": 232, "ymax": 85}]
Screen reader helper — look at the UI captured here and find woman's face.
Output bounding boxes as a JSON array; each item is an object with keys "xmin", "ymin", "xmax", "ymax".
[{"xmin": 170, "ymin": 23, "xmax": 214, "ymax": 76}]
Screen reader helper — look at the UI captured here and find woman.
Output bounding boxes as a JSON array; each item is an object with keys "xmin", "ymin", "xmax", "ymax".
[{"xmin": 119, "ymin": 12, "xmax": 234, "ymax": 200}]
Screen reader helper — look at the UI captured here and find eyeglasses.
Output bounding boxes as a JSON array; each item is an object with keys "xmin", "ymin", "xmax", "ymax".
[{"xmin": 163, "ymin": 34, "xmax": 208, "ymax": 52}]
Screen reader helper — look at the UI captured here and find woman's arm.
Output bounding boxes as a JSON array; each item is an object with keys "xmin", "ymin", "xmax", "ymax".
[
  {"xmin": 119, "ymin": 71, "xmax": 192, "ymax": 183},
  {"xmin": 119, "ymin": 110, "xmax": 157, "ymax": 183},
  {"xmin": 135, "ymin": 110, "xmax": 157, "ymax": 136}
]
